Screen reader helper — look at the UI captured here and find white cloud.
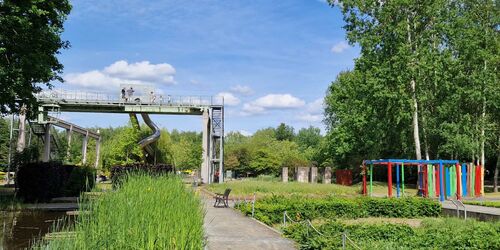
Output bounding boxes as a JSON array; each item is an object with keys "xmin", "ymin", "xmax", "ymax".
[
  {"xmin": 307, "ymin": 98, "xmax": 324, "ymax": 113},
  {"xmin": 241, "ymin": 94, "xmax": 305, "ymax": 115},
  {"xmin": 230, "ymin": 85, "xmax": 254, "ymax": 96},
  {"xmin": 216, "ymin": 92, "xmax": 240, "ymax": 106},
  {"xmin": 296, "ymin": 114, "xmax": 323, "ymax": 122},
  {"xmin": 238, "ymin": 130, "xmax": 252, "ymax": 136},
  {"xmin": 104, "ymin": 60, "xmax": 175, "ymax": 84},
  {"xmin": 65, "ymin": 60, "xmax": 176, "ymax": 92},
  {"xmin": 251, "ymin": 94, "xmax": 305, "ymax": 109},
  {"xmin": 331, "ymin": 41, "xmax": 350, "ymax": 53},
  {"xmin": 296, "ymin": 98, "xmax": 324, "ymax": 123}
]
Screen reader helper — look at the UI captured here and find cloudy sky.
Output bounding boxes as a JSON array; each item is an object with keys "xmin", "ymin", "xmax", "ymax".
[{"xmin": 54, "ymin": 0, "xmax": 358, "ymax": 135}]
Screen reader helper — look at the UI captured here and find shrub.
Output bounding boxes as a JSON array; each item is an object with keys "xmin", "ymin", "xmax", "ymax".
[
  {"xmin": 110, "ymin": 163, "xmax": 173, "ymax": 187},
  {"xmin": 237, "ymin": 195, "xmax": 441, "ymax": 225},
  {"xmin": 283, "ymin": 218, "xmax": 500, "ymax": 250},
  {"xmin": 17, "ymin": 162, "xmax": 95, "ymax": 202}
]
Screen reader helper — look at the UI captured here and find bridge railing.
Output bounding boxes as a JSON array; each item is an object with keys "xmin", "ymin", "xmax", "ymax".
[{"xmin": 36, "ymin": 90, "xmax": 223, "ymax": 107}]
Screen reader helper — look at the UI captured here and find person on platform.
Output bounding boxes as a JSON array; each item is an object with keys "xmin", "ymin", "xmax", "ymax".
[
  {"xmin": 121, "ymin": 87, "xmax": 126, "ymax": 101},
  {"xmin": 127, "ymin": 87, "xmax": 134, "ymax": 102}
]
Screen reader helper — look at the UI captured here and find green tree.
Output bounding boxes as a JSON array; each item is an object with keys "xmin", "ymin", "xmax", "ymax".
[
  {"xmin": 0, "ymin": 0, "xmax": 72, "ymax": 114},
  {"xmin": 275, "ymin": 123, "xmax": 294, "ymax": 141}
]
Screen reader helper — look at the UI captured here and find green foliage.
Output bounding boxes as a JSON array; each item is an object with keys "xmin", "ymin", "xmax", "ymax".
[
  {"xmin": 0, "ymin": 0, "xmax": 72, "ymax": 114},
  {"xmin": 224, "ymin": 124, "xmax": 323, "ymax": 176},
  {"xmin": 110, "ymin": 163, "xmax": 173, "ymax": 187},
  {"xmin": 37, "ymin": 175, "xmax": 204, "ymax": 249},
  {"xmin": 101, "ymin": 124, "xmax": 144, "ymax": 168},
  {"xmin": 463, "ymin": 200, "xmax": 500, "ymax": 208},
  {"xmin": 275, "ymin": 123, "xmax": 295, "ymax": 141},
  {"xmin": 0, "ymin": 117, "xmax": 10, "ymax": 164},
  {"xmin": 169, "ymin": 129, "xmax": 202, "ymax": 170},
  {"xmin": 237, "ymin": 195, "xmax": 441, "ymax": 225},
  {"xmin": 323, "ymin": 0, "xmax": 500, "ymax": 173},
  {"xmin": 284, "ymin": 218, "xmax": 500, "ymax": 250}
]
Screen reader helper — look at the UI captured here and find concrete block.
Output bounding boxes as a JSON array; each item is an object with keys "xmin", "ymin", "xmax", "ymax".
[
  {"xmin": 282, "ymin": 167, "xmax": 288, "ymax": 182},
  {"xmin": 323, "ymin": 167, "xmax": 332, "ymax": 184},
  {"xmin": 296, "ymin": 167, "xmax": 309, "ymax": 183},
  {"xmin": 310, "ymin": 167, "xmax": 318, "ymax": 183}
]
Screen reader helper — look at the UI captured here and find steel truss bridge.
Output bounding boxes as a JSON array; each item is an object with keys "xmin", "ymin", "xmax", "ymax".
[{"xmin": 30, "ymin": 90, "xmax": 224, "ymax": 184}]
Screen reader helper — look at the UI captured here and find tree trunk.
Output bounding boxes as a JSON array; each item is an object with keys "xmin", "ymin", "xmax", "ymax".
[
  {"xmin": 480, "ymin": 61, "xmax": 487, "ymax": 167},
  {"xmin": 407, "ymin": 13, "xmax": 422, "ymax": 160},
  {"xmin": 494, "ymin": 135, "xmax": 499, "ymax": 192}
]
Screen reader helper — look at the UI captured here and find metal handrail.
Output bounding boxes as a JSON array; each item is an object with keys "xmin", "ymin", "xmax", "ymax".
[
  {"xmin": 35, "ymin": 90, "xmax": 223, "ymax": 106},
  {"xmin": 456, "ymin": 200, "xmax": 467, "ymax": 220}
]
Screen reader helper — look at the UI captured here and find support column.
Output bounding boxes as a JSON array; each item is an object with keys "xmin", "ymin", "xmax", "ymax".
[
  {"xmin": 296, "ymin": 167, "xmax": 309, "ymax": 183},
  {"xmin": 95, "ymin": 132, "xmax": 101, "ymax": 168},
  {"xmin": 439, "ymin": 161, "xmax": 445, "ymax": 202},
  {"xmin": 323, "ymin": 167, "xmax": 332, "ymax": 184},
  {"xmin": 201, "ymin": 109, "xmax": 211, "ymax": 184},
  {"xmin": 82, "ymin": 131, "xmax": 89, "ymax": 164},
  {"xmin": 388, "ymin": 162, "xmax": 392, "ymax": 198},
  {"xmin": 66, "ymin": 126, "xmax": 73, "ymax": 159},
  {"xmin": 218, "ymin": 107, "xmax": 224, "ymax": 184},
  {"xmin": 282, "ymin": 167, "xmax": 288, "ymax": 183},
  {"xmin": 42, "ymin": 124, "xmax": 51, "ymax": 162},
  {"xmin": 16, "ymin": 105, "xmax": 27, "ymax": 152},
  {"xmin": 310, "ymin": 167, "xmax": 318, "ymax": 183}
]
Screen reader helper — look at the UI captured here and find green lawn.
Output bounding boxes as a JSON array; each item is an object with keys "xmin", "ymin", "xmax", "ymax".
[
  {"xmin": 463, "ymin": 200, "xmax": 500, "ymax": 208},
  {"xmin": 207, "ymin": 179, "xmax": 419, "ymax": 198}
]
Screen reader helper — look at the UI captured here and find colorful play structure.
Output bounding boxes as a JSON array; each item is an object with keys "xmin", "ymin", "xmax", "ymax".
[{"xmin": 362, "ymin": 159, "xmax": 485, "ymax": 202}]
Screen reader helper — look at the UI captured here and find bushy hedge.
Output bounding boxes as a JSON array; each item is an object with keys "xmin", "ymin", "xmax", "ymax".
[
  {"xmin": 283, "ymin": 218, "xmax": 500, "ymax": 249},
  {"xmin": 17, "ymin": 162, "xmax": 95, "ymax": 202},
  {"xmin": 238, "ymin": 195, "xmax": 441, "ymax": 225},
  {"xmin": 110, "ymin": 163, "xmax": 173, "ymax": 187}
]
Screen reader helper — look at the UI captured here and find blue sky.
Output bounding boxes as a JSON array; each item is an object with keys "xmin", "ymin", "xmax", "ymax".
[{"xmin": 54, "ymin": 0, "xmax": 358, "ymax": 135}]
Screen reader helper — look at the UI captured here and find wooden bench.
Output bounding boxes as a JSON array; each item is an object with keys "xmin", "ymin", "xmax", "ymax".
[{"xmin": 214, "ymin": 188, "xmax": 231, "ymax": 208}]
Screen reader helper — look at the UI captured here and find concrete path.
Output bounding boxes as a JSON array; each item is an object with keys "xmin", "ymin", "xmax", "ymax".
[
  {"xmin": 442, "ymin": 201, "xmax": 500, "ymax": 221},
  {"xmin": 203, "ymin": 196, "xmax": 296, "ymax": 250}
]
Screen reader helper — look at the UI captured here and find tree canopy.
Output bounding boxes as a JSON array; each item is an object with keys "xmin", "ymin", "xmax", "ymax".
[{"xmin": 0, "ymin": 0, "xmax": 71, "ymax": 114}]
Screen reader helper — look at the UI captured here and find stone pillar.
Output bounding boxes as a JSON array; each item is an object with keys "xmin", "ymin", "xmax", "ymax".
[
  {"xmin": 296, "ymin": 167, "xmax": 309, "ymax": 183},
  {"xmin": 82, "ymin": 131, "xmax": 89, "ymax": 164},
  {"xmin": 66, "ymin": 126, "xmax": 73, "ymax": 159},
  {"xmin": 310, "ymin": 167, "xmax": 318, "ymax": 183},
  {"xmin": 94, "ymin": 134, "xmax": 101, "ymax": 168},
  {"xmin": 42, "ymin": 124, "xmax": 51, "ymax": 162},
  {"xmin": 201, "ymin": 109, "xmax": 211, "ymax": 184},
  {"xmin": 323, "ymin": 167, "xmax": 332, "ymax": 184},
  {"xmin": 16, "ymin": 105, "xmax": 27, "ymax": 152},
  {"xmin": 282, "ymin": 167, "xmax": 288, "ymax": 183}
]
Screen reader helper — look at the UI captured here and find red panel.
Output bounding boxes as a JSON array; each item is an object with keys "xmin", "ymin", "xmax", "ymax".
[{"xmin": 335, "ymin": 169, "xmax": 353, "ymax": 186}]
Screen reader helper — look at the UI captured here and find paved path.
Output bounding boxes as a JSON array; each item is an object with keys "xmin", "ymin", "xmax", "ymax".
[
  {"xmin": 442, "ymin": 201, "xmax": 500, "ymax": 215},
  {"xmin": 442, "ymin": 201, "xmax": 500, "ymax": 221},
  {"xmin": 203, "ymin": 195, "xmax": 296, "ymax": 250}
]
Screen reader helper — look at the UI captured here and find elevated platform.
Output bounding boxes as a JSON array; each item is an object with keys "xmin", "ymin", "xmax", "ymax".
[{"xmin": 36, "ymin": 90, "xmax": 223, "ymax": 115}]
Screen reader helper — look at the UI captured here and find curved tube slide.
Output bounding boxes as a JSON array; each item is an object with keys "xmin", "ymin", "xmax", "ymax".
[{"xmin": 138, "ymin": 113, "xmax": 160, "ymax": 156}]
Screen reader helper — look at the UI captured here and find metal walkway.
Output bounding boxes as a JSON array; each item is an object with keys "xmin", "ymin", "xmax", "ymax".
[{"xmin": 34, "ymin": 89, "xmax": 225, "ymax": 184}]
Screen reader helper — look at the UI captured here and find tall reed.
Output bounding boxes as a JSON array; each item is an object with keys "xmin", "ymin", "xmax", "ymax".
[{"xmin": 36, "ymin": 174, "xmax": 204, "ymax": 249}]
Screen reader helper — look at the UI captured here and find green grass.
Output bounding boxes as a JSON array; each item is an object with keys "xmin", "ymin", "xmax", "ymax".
[
  {"xmin": 36, "ymin": 175, "xmax": 205, "ymax": 249},
  {"xmin": 463, "ymin": 200, "xmax": 500, "ymax": 208},
  {"xmin": 208, "ymin": 179, "xmax": 359, "ymax": 198},
  {"xmin": 208, "ymin": 179, "xmax": 419, "ymax": 198}
]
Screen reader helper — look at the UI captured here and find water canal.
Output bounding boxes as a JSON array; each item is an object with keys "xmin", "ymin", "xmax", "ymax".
[{"xmin": 1, "ymin": 210, "xmax": 70, "ymax": 249}]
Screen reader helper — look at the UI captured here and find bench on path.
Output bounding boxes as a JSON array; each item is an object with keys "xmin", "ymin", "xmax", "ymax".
[{"xmin": 214, "ymin": 188, "xmax": 231, "ymax": 208}]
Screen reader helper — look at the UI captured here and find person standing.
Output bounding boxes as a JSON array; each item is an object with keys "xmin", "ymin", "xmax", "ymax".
[
  {"xmin": 150, "ymin": 91, "xmax": 156, "ymax": 104},
  {"xmin": 121, "ymin": 87, "xmax": 126, "ymax": 101},
  {"xmin": 127, "ymin": 87, "xmax": 134, "ymax": 102}
]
